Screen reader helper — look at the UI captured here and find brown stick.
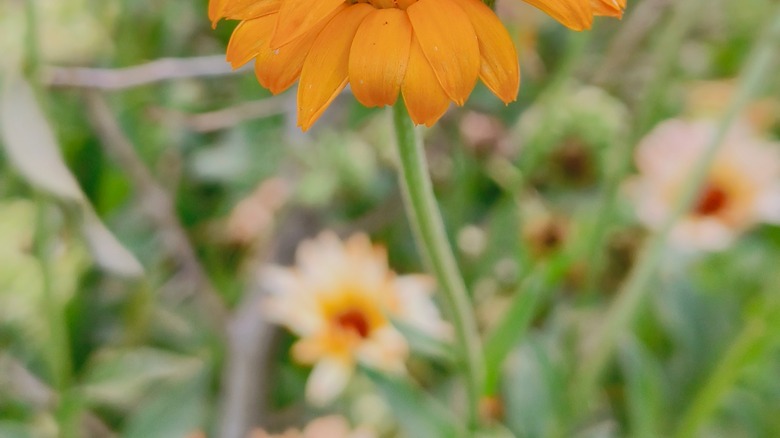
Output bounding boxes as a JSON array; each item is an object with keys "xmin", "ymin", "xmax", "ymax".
[{"xmin": 43, "ymin": 56, "xmax": 250, "ymax": 90}]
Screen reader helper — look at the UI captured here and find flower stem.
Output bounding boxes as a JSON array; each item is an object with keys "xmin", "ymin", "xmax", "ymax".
[
  {"xmin": 582, "ymin": 0, "xmax": 705, "ymax": 297},
  {"xmin": 35, "ymin": 199, "xmax": 73, "ymax": 392},
  {"xmin": 575, "ymin": 5, "xmax": 780, "ymax": 409},
  {"xmin": 392, "ymin": 102, "xmax": 484, "ymax": 430}
]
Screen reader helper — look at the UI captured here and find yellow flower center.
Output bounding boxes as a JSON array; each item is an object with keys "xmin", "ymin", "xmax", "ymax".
[
  {"xmin": 320, "ymin": 289, "xmax": 386, "ymax": 342},
  {"xmin": 351, "ymin": 0, "xmax": 417, "ymax": 9},
  {"xmin": 693, "ymin": 183, "xmax": 729, "ymax": 216}
]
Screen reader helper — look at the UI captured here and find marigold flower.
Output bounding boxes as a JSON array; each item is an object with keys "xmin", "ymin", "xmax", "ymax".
[
  {"xmin": 629, "ymin": 120, "xmax": 780, "ymax": 251},
  {"xmin": 209, "ymin": 0, "xmax": 624, "ymax": 130},
  {"xmin": 262, "ymin": 232, "xmax": 449, "ymax": 405}
]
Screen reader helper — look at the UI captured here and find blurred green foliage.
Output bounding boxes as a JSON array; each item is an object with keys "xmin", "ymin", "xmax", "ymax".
[{"xmin": 1, "ymin": 0, "xmax": 780, "ymax": 437}]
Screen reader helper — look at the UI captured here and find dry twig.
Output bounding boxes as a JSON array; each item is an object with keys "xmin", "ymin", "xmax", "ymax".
[
  {"xmin": 149, "ymin": 95, "xmax": 291, "ymax": 133},
  {"xmin": 44, "ymin": 56, "xmax": 250, "ymax": 90}
]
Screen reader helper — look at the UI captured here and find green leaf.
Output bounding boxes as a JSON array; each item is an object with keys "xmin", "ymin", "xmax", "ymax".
[
  {"xmin": 362, "ymin": 367, "xmax": 467, "ymax": 438},
  {"xmin": 0, "ymin": 422, "xmax": 32, "ymax": 438},
  {"xmin": 80, "ymin": 348, "xmax": 203, "ymax": 410},
  {"xmin": 502, "ymin": 340, "xmax": 567, "ymax": 438},
  {"xmin": 0, "ymin": 74, "xmax": 142, "ymax": 278},
  {"xmin": 122, "ymin": 370, "xmax": 209, "ymax": 438},
  {"xmin": 618, "ymin": 337, "xmax": 666, "ymax": 438},
  {"xmin": 391, "ymin": 318, "xmax": 456, "ymax": 365}
]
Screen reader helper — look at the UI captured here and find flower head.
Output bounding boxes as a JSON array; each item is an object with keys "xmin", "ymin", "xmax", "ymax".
[
  {"xmin": 210, "ymin": 0, "xmax": 623, "ymax": 130},
  {"xmin": 630, "ymin": 120, "xmax": 780, "ymax": 252},
  {"xmin": 262, "ymin": 232, "xmax": 448, "ymax": 405},
  {"xmin": 250, "ymin": 415, "xmax": 375, "ymax": 438}
]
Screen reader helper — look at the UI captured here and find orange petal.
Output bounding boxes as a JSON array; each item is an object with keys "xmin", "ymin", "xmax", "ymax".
[
  {"xmin": 223, "ymin": 0, "xmax": 282, "ymax": 21},
  {"xmin": 406, "ymin": 0, "xmax": 479, "ymax": 105},
  {"xmin": 255, "ymin": 5, "xmax": 346, "ymax": 94},
  {"xmin": 349, "ymin": 8, "xmax": 412, "ymax": 108},
  {"xmin": 209, "ymin": 0, "xmax": 229, "ymax": 27},
  {"xmin": 225, "ymin": 14, "xmax": 278, "ymax": 69},
  {"xmin": 523, "ymin": 0, "xmax": 593, "ymax": 31},
  {"xmin": 402, "ymin": 36, "xmax": 451, "ymax": 127},
  {"xmin": 449, "ymin": 0, "xmax": 519, "ymax": 104},
  {"xmin": 270, "ymin": 0, "xmax": 346, "ymax": 49},
  {"xmin": 591, "ymin": 0, "xmax": 625, "ymax": 18},
  {"xmin": 298, "ymin": 4, "xmax": 374, "ymax": 131}
]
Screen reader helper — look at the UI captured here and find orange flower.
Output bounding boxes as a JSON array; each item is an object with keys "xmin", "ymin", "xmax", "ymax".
[
  {"xmin": 591, "ymin": 0, "xmax": 626, "ymax": 20},
  {"xmin": 521, "ymin": 0, "xmax": 625, "ymax": 31},
  {"xmin": 211, "ymin": 0, "xmax": 520, "ymax": 130},
  {"xmin": 210, "ymin": 0, "xmax": 623, "ymax": 130}
]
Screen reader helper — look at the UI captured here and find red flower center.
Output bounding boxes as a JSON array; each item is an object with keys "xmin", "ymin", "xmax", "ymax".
[
  {"xmin": 335, "ymin": 310, "xmax": 371, "ymax": 338},
  {"xmin": 693, "ymin": 184, "xmax": 728, "ymax": 216}
]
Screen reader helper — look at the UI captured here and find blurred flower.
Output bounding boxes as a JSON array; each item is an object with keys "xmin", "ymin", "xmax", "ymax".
[
  {"xmin": 685, "ymin": 80, "xmax": 779, "ymax": 133},
  {"xmin": 517, "ymin": 85, "xmax": 629, "ymax": 190},
  {"xmin": 263, "ymin": 232, "xmax": 449, "ymax": 405},
  {"xmin": 250, "ymin": 415, "xmax": 375, "ymax": 438},
  {"xmin": 479, "ymin": 396, "xmax": 505, "ymax": 423},
  {"xmin": 459, "ymin": 112, "xmax": 514, "ymax": 157},
  {"xmin": 548, "ymin": 137, "xmax": 598, "ymax": 187},
  {"xmin": 630, "ymin": 120, "xmax": 780, "ymax": 251},
  {"xmin": 457, "ymin": 225, "xmax": 488, "ymax": 259},
  {"xmin": 522, "ymin": 213, "xmax": 569, "ymax": 258},
  {"xmin": 226, "ymin": 178, "xmax": 291, "ymax": 245}
]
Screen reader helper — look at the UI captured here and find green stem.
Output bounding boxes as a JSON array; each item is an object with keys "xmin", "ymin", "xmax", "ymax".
[
  {"xmin": 582, "ymin": 0, "xmax": 706, "ymax": 296},
  {"xmin": 392, "ymin": 102, "xmax": 484, "ymax": 430},
  {"xmin": 35, "ymin": 199, "xmax": 73, "ymax": 392},
  {"xmin": 576, "ymin": 5, "xmax": 780, "ymax": 408},
  {"xmin": 23, "ymin": 0, "xmax": 40, "ymax": 77}
]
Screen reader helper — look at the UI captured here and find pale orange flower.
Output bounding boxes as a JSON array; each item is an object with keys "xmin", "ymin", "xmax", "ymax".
[
  {"xmin": 250, "ymin": 415, "xmax": 375, "ymax": 438},
  {"xmin": 262, "ymin": 232, "xmax": 449, "ymax": 405},
  {"xmin": 630, "ymin": 120, "xmax": 780, "ymax": 252},
  {"xmin": 209, "ymin": 0, "xmax": 623, "ymax": 131}
]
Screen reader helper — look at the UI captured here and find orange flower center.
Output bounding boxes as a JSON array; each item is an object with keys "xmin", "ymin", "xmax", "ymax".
[
  {"xmin": 693, "ymin": 184, "xmax": 729, "ymax": 216},
  {"xmin": 334, "ymin": 309, "xmax": 371, "ymax": 338},
  {"xmin": 352, "ymin": 0, "xmax": 417, "ymax": 9}
]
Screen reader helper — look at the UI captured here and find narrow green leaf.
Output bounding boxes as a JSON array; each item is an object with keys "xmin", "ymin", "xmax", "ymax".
[
  {"xmin": 483, "ymin": 257, "xmax": 570, "ymax": 395},
  {"xmin": 392, "ymin": 318, "xmax": 456, "ymax": 365},
  {"xmin": 618, "ymin": 337, "xmax": 666, "ymax": 438},
  {"xmin": 362, "ymin": 366, "xmax": 467, "ymax": 438}
]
